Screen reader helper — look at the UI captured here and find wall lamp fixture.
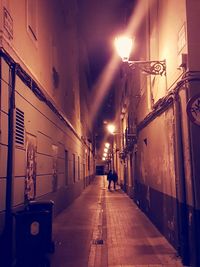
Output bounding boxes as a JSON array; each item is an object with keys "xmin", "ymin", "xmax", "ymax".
[
  {"xmin": 107, "ymin": 124, "xmax": 116, "ymax": 135},
  {"xmin": 115, "ymin": 36, "xmax": 166, "ymax": 76}
]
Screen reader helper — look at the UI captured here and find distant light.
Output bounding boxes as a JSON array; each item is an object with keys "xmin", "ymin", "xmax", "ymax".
[
  {"xmin": 105, "ymin": 142, "xmax": 110, "ymax": 148},
  {"xmin": 104, "ymin": 148, "xmax": 108, "ymax": 153},
  {"xmin": 103, "ymin": 153, "xmax": 107, "ymax": 157},
  {"xmin": 115, "ymin": 36, "xmax": 133, "ymax": 62},
  {"xmin": 107, "ymin": 124, "xmax": 116, "ymax": 134},
  {"xmin": 102, "ymin": 157, "xmax": 106, "ymax": 161}
]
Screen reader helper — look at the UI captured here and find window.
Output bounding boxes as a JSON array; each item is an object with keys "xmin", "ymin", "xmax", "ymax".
[
  {"xmin": 65, "ymin": 150, "xmax": 68, "ymax": 185},
  {"xmin": 83, "ymin": 163, "xmax": 85, "ymax": 180},
  {"xmin": 83, "ymin": 163, "xmax": 86, "ymax": 188},
  {"xmin": 52, "ymin": 144, "xmax": 58, "ymax": 192},
  {"xmin": 88, "ymin": 155, "xmax": 90, "ymax": 171},
  {"xmin": 78, "ymin": 156, "xmax": 80, "ymax": 180},
  {"xmin": 72, "ymin": 154, "xmax": 76, "ymax": 183},
  {"xmin": 27, "ymin": 0, "xmax": 38, "ymax": 41}
]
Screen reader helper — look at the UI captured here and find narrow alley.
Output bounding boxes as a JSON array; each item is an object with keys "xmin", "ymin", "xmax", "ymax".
[
  {"xmin": 49, "ymin": 176, "xmax": 183, "ymax": 267},
  {"xmin": 1, "ymin": 1, "xmax": 200, "ymax": 267}
]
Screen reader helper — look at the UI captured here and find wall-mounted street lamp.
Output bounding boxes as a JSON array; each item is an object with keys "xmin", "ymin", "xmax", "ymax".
[
  {"xmin": 115, "ymin": 36, "xmax": 166, "ymax": 76},
  {"xmin": 106, "ymin": 123, "xmax": 121, "ymax": 171},
  {"xmin": 107, "ymin": 123, "xmax": 122, "ymax": 137},
  {"xmin": 105, "ymin": 142, "xmax": 110, "ymax": 148},
  {"xmin": 107, "ymin": 124, "xmax": 116, "ymax": 135},
  {"xmin": 102, "ymin": 142, "xmax": 112, "ymax": 166},
  {"xmin": 104, "ymin": 148, "xmax": 108, "ymax": 153}
]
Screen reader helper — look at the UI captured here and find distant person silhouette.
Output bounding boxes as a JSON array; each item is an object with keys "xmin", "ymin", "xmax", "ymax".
[
  {"xmin": 107, "ymin": 170, "xmax": 118, "ymax": 190},
  {"xmin": 107, "ymin": 170, "xmax": 113, "ymax": 190},
  {"xmin": 112, "ymin": 170, "xmax": 118, "ymax": 190}
]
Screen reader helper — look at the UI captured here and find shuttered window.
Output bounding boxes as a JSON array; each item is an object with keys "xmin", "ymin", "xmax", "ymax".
[{"xmin": 27, "ymin": 0, "xmax": 38, "ymax": 41}]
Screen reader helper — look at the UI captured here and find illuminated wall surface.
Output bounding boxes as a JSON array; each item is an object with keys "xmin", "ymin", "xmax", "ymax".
[
  {"xmin": 0, "ymin": 0, "xmax": 94, "ymax": 234},
  {"xmin": 113, "ymin": 1, "xmax": 200, "ymax": 266}
]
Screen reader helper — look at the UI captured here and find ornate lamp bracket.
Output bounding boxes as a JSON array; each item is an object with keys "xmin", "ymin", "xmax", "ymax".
[{"xmin": 127, "ymin": 59, "xmax": 166, "ymax": 76}]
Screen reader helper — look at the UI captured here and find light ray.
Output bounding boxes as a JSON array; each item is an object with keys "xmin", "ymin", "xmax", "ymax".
[{"xmin": 89, "ymin": 0, "xmax": 156, "ymax": 130}]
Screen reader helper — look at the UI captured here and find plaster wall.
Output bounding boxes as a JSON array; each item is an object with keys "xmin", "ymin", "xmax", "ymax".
[
  {"xmin": 158, "ymin": 0, "xmax": 187, "ymax": 90},
  {"xmin": 0, "ymin": 0, "xmax": 82, "ymax": 132},
  {"xmin": 137, "ymin": 107, "xmax": 176, "ymax": 197},
  {"xmin": 0, "ymin": 0, "xmax": 94, "ymax": 235},
  {"xmin": 131, "ymin": 0, "xmax": 188, "ymax": 250},
  {"xmin": 186, "ymin": 0, "xmax": 200, "ymax": 70}
]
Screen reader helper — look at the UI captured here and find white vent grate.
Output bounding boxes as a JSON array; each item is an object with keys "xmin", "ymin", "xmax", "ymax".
[{"xmin": 15, "ymin": 108, "xmax": 24, "ymax": 145}]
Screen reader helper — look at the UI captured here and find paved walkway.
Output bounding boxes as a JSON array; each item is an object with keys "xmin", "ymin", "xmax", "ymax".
[{"xmin": 49, "ymin": 176, "xmax": 184, "ymax": 267}]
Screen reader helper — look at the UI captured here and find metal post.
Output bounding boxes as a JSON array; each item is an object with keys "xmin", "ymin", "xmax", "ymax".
[{"xmin": 3, "ymin": 62, "xmax": 16, "ymax": 266}]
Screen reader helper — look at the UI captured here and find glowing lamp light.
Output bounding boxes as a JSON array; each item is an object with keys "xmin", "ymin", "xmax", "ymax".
[
  {"xmin": 103, "ymin": 153, "xmax": 107, "ymax": 157},
  {"xmin": 102, "ymin": 157, "xmax": 106, "ymax": 161},
  {"xmin": 115, "ymin": 36, "xmax": 133, "ymax": 62},
  {"xmin": 107, "ymin": 124, "xmax": 116, "ymax": 135},
  {"xmin": 105, "ymin": 143, "xmax": 110, "ymax": 148},
  {"xmin": 114, "ymin": 35, "xmax": 166, "ymax": 76},
  {"xmin": 104, "ymin": 148, "xmax": 108, "ymax": 153}
]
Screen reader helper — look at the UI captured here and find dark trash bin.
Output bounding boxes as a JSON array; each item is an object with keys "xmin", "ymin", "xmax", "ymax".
[
  {"xmin": 26, "ymin": 200, "xmax": 55, "ymax": 253},
  {"xmin": 14, "ymin": 201, "xmax": 54, "ymax": 265}
]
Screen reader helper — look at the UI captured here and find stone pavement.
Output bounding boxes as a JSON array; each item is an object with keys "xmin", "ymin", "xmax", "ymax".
[{"xmin": 49, "ymin": 176, "xmax": 184, "ymax": 267}]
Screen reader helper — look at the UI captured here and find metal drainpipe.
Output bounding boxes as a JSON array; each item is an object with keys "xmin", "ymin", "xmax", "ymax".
[
  {"xmin": 173, "ymin": 92, "xmax": 190, "ymax": 265},
  {"xmin": 186, "ymin": 78, "xmax": 199, "ymax": 267},
  {"xmin": 4, "ymin": 62, "xmax": 16, "ymax": 265}
]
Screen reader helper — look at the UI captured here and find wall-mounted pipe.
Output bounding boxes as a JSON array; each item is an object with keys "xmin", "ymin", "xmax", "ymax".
[
  {"xmin": 3, "ymin": 62, "xmax": 16, "ymax": 266},
  {"xmin": 173, "ymin": 92, "xmax": 190, "ymax": 265},
  {"xmin": 185, "ymin": 75, "xmax": 200, "ymax": 267}
]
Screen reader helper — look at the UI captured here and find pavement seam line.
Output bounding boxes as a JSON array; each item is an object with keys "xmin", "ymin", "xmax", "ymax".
[{"xmin": 88, "ymin": 179, "xmax": 104, "ymax": 267}]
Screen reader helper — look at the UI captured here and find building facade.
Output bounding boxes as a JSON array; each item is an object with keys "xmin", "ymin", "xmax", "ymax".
[
  {"xmin": 0, "ymin": 0, "xmax": 95, "ymax": 263},
  {"xmin": 113, "ymin": 0, "xmax": 200, "ymax": 266}
]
